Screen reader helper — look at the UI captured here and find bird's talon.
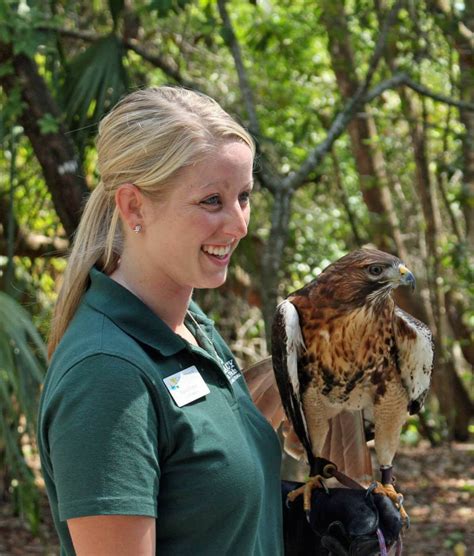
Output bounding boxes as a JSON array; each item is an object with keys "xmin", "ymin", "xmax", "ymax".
[
  {"xmin": 305, "ymin": 509, "xmax": 311, "ymax": 523},
  {"xmin": 366, "ymin": 481, "xmax": 378, "ymax": 496},
  {"xmin": 286, "ymin": 475, "xmax": 325, "ymax": 514},
  {"xmin": 372, "ymin": 481, "xmax": 410, "ymax": 527},
  {"xmin": 320, "ymin": 477, "xmax": 329, "ymax": 494},
  {"xmin": 286, "ymin": 485, "xmax": 305, "ymax": 505}
]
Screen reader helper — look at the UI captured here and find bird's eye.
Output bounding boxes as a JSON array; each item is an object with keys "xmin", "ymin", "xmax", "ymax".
[{"xmin": 368, "ymin": 265, "xmax": 384, "ymax": 276}]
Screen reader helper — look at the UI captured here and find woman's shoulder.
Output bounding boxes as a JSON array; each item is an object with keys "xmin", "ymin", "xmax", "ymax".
[
  {"xmin": 45, "ymin": 304, "xmax": 158, "ymax": 396},
  {"xmin": 54, "ymin": 304, "xmax": 143, "ymax": 365}
]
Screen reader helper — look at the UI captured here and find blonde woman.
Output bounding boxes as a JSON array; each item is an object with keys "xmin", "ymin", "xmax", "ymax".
[{"xmin": 38, "ymin": 87, "xmax": 283, "ymax": 555}]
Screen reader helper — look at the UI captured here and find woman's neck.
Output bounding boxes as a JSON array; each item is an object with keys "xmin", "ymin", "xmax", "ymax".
[{"xmin": 109, "ymin": 262, "xmax": 192, "ymax": 333}]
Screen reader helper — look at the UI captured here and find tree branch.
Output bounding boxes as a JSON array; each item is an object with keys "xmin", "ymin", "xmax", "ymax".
[
  {"xmin": 216, "ymin": 0, "xmax": 278, "ymax": 192},
  {"xmin": 0, "ymin": 233, "xmax": 69, "ymax": 258},
  {"xmin": 363, "ymin": 71, "xmax": 474, "ymax": 110},
  {"xmin": 125, "ymin": 40, "xmax": 196, "ymax": 88},
  {"xmin": 283, "ymin": 0, "xmax": 403, "ymax": 192},
  {"xmin": 39, "ymin": 26, "xmax": 195, "ymax": 88},
  {"xmin": 402, "ymin": 75, "xmax": 474, "ymax": 111},
  {"xmin": 0, "ymin": 196, "xmax": 68, "ymax": 258},
  {"xmin": 216, "ymin": 0, "xmax": 261, "ymax": 139},
  {"xmin": 363, "ymin": 71, "xmax": 409, "ymax": 102}
]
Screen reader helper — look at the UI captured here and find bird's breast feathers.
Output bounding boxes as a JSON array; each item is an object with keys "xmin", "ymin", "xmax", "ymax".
[{"xmin": 292, "ymin": 298, "xmax": 408, "ymax": 409}]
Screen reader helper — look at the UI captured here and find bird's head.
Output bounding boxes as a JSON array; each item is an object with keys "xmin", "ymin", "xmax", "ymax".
[{"xmin": 314, "ymin": 248, "xmax": 415, "ymax": 309}]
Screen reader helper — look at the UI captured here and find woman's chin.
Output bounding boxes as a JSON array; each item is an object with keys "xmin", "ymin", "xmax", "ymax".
[{"xmin": 196, "ymin": 270, "xmax": 228, "ymax": 290}]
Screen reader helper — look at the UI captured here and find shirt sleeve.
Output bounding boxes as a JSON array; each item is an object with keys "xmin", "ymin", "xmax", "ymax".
[{"xmin": 46, "ymin": 354, "xmax": 160, "ymax": 521}]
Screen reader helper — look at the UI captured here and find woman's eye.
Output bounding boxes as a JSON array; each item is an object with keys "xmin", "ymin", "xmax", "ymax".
[
  {"xmin": 239, "ymin": 191, "xmax": 251, "ymax": 205},
  {"xmin": 368, "ymin": 265, "xmax": 384, "ymax": 276},
  {"xmin": 200, "ymin": 195, "xmax": 221, "ymax": 207}
]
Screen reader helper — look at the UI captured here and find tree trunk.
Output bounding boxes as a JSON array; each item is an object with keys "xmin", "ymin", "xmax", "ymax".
[
  {"xmin": 330, "ymin": 149, "xmax": 364, "ymax": 248},
  {"xmin": 426, "ymin": 0, "xmax": 474, "ymax": 245},
  {"xmin": 396, "ymin": 1, "xmax": 474, "ymax": 439},
  {"xmin": 445, "ymin": 290, "xmax": 474, "ymax": 367},
  {"xmin": 0, "ymin": 43, "xmax": 88, "ymax": 238},
  {"xmin": 261, "ymin": 187, "xmax": 293, "ymax": 346},
  {"xmin": 320, "ymin": 0, "xmax": 407, "ymax": 259}
]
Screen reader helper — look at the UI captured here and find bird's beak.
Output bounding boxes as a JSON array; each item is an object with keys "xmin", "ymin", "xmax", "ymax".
[{"xmin": 398, "ymin": 264, "xmax": 416, "ymax": 291}]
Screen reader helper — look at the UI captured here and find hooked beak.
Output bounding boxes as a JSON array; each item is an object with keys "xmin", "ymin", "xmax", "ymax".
[{"xmin": 398, "ymin": 264, "xmax": 416, "ymax": 291}]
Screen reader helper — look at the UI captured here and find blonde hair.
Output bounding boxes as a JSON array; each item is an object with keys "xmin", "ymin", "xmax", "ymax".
[{"xmin": 48, "ymin": 87, "xmax": 255, "ymax": 357}]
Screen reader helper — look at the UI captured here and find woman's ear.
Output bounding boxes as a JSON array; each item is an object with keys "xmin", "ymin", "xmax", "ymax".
[{"xmin": 115, "ymin": 184, "xmax": 144, "ymax": 233}]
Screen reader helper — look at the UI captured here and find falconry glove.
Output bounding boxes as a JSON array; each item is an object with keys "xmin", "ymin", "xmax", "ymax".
[{"xmin": 282, "ymin": 481, "xmax": 403, "ymax": 556}]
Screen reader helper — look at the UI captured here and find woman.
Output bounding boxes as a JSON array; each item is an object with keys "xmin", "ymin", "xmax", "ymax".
[{"xmin": 38, "ymin": 87, "xmax": 283, "ymax": 555}]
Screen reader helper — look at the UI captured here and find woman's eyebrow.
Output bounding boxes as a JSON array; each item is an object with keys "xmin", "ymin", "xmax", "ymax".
[{"xmin": 199, "ymin": 179, "xmax": 254, "ymax": 190}]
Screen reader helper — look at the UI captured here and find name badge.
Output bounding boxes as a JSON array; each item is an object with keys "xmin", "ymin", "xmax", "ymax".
[{"xmin": 163, "ymin": 366, "xmax": 210, "ymax": 407}]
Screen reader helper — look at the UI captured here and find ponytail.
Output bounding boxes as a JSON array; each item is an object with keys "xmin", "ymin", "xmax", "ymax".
[{"xmin": 47, "ymin": 183, "xmax": 122, "ymax": 358}]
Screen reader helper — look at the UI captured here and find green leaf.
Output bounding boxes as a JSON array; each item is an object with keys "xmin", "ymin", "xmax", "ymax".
[
  {"xmin": 38, "ymin": 113, "xmax": 60, "ymax": 135},
  {"xmin": 63, "ymin": 34, "xmax": 129, "ymax": 142}
]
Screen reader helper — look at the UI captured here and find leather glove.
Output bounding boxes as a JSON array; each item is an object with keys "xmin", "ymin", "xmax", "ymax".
[{"xmin": 282, "ymin": 481, "xmax": 403, "ymax": 556}]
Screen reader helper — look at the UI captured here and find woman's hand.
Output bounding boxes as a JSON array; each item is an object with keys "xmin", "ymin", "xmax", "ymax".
[{"xmin": 67, "ymin": 515, "xmax": 155, "ymax": 555}]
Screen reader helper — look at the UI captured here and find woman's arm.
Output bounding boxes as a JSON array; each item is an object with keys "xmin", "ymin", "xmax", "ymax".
[{"xmin": 68, "ymin": 515, "xmax": 156, "ymax": 555}]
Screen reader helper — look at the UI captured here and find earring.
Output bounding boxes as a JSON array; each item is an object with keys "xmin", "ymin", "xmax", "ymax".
[{"xmin": 133, "ymin": 224, "xmax": 142, "ymax": 233}]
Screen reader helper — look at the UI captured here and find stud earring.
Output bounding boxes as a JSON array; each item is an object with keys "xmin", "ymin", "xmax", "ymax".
[{"xmin": 133, "ymin": 224, "xmax": 142, "ymax": 233}]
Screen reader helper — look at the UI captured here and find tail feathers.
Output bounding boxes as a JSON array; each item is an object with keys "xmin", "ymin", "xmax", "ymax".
[{"xmin": 322, "ymin": 411, "xmax": 373, "ymax": 484}]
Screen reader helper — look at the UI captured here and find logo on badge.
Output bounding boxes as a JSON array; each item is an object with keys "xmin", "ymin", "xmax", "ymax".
[{"xmin": 168, "ymin": 376, "xmax": 180, "ymax": 390}]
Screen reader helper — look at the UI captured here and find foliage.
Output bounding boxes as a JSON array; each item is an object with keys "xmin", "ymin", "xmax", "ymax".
[
  {"xmin": 0, "ymin": 291, "xmax": 46, "ymax": 532},
  {"xmin": 63, "ymin": 33, "xmax": 128, "ymax": 150}
]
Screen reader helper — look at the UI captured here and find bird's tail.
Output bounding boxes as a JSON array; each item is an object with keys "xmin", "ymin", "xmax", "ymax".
[{"xmin": 322, "ymin": 411, "xmax": 373, "ymax": 484}]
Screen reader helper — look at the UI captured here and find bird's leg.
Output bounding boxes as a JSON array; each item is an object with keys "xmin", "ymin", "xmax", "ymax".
[
  {"xmin": 373, "ymin": 397, "xmax": 410, "ymax": 527},
  {"xmin": 286, "ymin": 397, "xmax": 339, "ymax": 515}
]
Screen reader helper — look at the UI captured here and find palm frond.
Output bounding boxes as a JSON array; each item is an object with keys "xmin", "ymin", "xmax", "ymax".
[
  {"xmin": 64, "ymin": 33, "xmax": 129, "ymax": 142},
  {"xmin": 0, "ymin": 292, "xmax": 46, "ymax": 532}
]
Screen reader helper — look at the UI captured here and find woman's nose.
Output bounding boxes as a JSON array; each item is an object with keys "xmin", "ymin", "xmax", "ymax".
[{"xmin": 224, "ymin": 202, "xmax": 249, "ymax": 239}]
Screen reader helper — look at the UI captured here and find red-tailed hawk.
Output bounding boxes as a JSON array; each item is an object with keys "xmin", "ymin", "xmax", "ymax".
[{"xmin": 271, "ymin": 248, "xmax": 433, "ymax": 524}]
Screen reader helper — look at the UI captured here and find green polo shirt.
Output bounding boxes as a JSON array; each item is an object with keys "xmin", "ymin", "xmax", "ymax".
[{"xmin": 37, "ymin": 268, "xmax": 283, "ymax": 555}]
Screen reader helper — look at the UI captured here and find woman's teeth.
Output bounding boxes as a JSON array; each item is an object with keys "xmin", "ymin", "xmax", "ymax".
[{"xmin": 202, "ymin": 245, "xmax": 231, "ymax": 257}]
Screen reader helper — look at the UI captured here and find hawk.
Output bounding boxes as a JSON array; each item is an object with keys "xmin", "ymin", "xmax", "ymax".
[{"xmin": 272, "ymin": 248, "xmax": 433, "ymax": 523}]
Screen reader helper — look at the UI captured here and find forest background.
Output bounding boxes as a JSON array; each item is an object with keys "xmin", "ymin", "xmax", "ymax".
[{"xmin": 0, "ymin": 0, "xmax": 472, "ymax": 554}]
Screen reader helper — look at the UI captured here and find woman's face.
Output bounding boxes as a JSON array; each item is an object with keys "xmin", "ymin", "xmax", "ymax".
[{"xmin": 140, "ymin": 140, "xmax": 254, "ymax": 294}]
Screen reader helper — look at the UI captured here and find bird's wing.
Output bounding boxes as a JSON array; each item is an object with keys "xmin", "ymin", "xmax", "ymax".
[
  {"xmin": 271, "ymin": 299, "xmax": 313, "ymax": 458},
  {"xmin": 243, "ymin": 356, "xmax": 286, "ymax": 430},
  {"xmin": 394, "ymin": 307, "xmax": 434, "ymax": 414}
]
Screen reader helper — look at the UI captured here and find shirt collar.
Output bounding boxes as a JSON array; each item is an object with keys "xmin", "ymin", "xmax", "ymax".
[{"xmin": 84, "ymin": 267, "xmax": 187, "ymax": 356}]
